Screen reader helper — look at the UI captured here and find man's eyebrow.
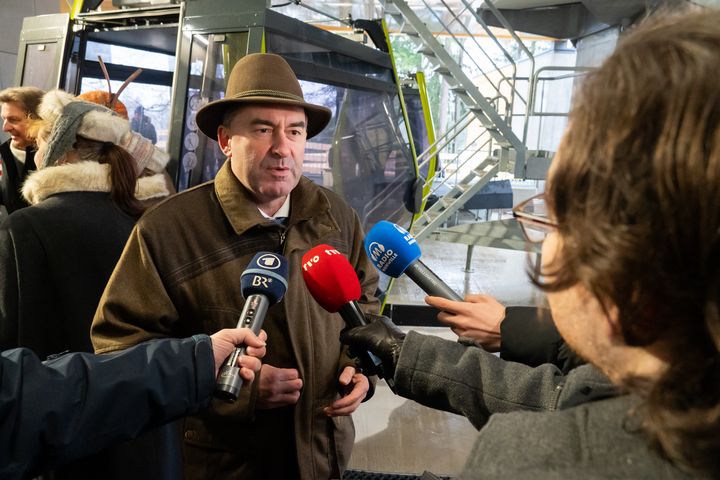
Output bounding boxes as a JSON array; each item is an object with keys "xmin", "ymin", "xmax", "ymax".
[
  {"xmin": 288, "ymin": 121, "xmax": 306, "ymax": 129},
  {"xmin": 248, "ymin": 118, "xmax": 306, "ymax": 129},
  {"xmin": 249, "ymin": 118, "xmax": 275, "ymax": 128}
]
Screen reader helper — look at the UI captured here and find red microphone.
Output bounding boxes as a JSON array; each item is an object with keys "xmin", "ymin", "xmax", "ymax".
[{"xmin": 302, "ymin": 245, "xmax": 393, "ymax": 387}]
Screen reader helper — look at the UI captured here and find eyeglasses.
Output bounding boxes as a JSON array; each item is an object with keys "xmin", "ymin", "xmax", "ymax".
[{"xmin": 512, "ymin": 193, "xmax": 558, "ymax": 244}]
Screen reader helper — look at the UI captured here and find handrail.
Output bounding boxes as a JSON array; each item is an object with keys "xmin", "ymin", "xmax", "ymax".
[
  {"xmin": 422, "ymin": 0, "xmax": 506, "ymax": 105},
  {"xmin": 363, "ymin": 111, "xmax": 476, "ymax": 221},
  {"xmin": 527, "ymin": 65, "xmax": 594, "ymax": 118},
  {"xmin": 281, "ymin": 0, "xmax": 351, "ymax": 26},
  {"xmin": 478, "ymin": 0, "xmax": 537, "ymax": 153}
]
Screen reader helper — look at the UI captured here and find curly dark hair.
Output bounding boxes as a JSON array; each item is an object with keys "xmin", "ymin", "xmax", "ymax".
[{"xmin": 535, "ymin": 7, "xmax": 720, "ymax": 476}]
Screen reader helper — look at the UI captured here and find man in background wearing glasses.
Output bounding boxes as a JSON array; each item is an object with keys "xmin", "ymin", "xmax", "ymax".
[{"xmin": 341, "ymin": 7, "xmax": 719, "ymax": 478}]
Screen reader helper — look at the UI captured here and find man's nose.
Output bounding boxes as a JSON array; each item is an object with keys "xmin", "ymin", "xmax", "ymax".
[
  {"xmin": 271, "ymin": 132, "xmax": 292, "ymax": 158},
  {"xmin": 2, "ymin": 120, "xmax": 11, "ymax": 132}
]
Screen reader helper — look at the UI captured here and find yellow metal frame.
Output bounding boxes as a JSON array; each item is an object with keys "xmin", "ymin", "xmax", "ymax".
[
  {"xmin": 381, "ymin": 18, "xmax": 419, "ymax": 179},
  {"xmin": 70, "ymin": 0, "xmax": 84, "ymax": 19},
  {"xmin": 413, "ymin": 70, "xmax": 438, "ymax": 218}
]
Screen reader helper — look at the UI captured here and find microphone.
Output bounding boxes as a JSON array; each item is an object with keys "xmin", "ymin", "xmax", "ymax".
[
  {"xmin": 301, "ymin": 245, "xmax": 394, "ymax": 390},
  {"xmin": 364, "ymin": 221, "xmax": 463, "ymax": 301},
  {"xmin": 215, "ymin": 251, "xmax": 289, "ymax": 402}
]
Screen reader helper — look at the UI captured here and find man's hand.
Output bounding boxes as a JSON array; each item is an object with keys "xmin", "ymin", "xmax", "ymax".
[
  {"xmin": 210, "ymin": 328, "xmax": 267, "ymax": 379},
  {"xmin": 339, "ymin": 314, "xmax": 405, "ymax": 380},
  {"xmin": 323, "ymin": 366, "xmax": 369, "ymax": 417},
  {"xmin": 256, "ymin": 364, "xmax": 303, "ymax": 409},
  {"xmin": 425, "ymin": 294, "xmax": 505, "ymax": 352}
]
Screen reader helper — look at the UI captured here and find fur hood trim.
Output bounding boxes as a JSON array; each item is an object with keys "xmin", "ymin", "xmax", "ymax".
[{"xmin": 22, "ymin": 161, "xmax": 170, "ymax": 205}]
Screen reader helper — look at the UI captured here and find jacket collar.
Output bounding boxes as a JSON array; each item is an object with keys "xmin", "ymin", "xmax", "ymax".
[
  {"xmin": 214, "ymin": 160, "xmax": 333, "ymax": 236},
  {"xmin": 21, "ymin": 161, "xmax": 169, "ymax": 205}
]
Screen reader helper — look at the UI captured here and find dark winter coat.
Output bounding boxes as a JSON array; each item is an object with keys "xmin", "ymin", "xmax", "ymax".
[
  {"xmin": 0, "ymin": 139, "xmax": 35, "ymax": 215},
  {"xmin": 0, "ymin": 161, "xmax": 167, "ymax": 356},
  {"xmin": 395, "ymin": 332, "xmax": 693, "ymax": 479},
  {"xmin": 0, "ymin": 160, "xmax": 172, "ymax": 480},
  {"xmin": 0, "ymin": 335, "xmax": 216, "ymax": 480},
  {"xmin": 91, "ymin": 161, "xmax": 380, "ymax": 480}
]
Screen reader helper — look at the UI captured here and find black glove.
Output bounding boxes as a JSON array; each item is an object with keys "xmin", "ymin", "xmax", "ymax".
[{"xmin": 340, "ymin": 314, "xmax": 406, "ymax": 382}]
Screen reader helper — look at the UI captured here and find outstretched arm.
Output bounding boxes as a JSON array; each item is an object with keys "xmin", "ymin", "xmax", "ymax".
[{"xmin": 1, "ymin": 329, "xmax": 265, "ymax": 478}]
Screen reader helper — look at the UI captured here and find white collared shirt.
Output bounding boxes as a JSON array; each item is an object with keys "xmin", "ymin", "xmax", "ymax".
[{"xmin": 258, "ymin": 195, "xmax": 291, "ymax": 220}]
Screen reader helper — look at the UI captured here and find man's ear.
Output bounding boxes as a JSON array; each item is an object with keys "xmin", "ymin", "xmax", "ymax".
[{"xmin": 217, "ymin": 125, "xmax": 232, "ymax": 157}]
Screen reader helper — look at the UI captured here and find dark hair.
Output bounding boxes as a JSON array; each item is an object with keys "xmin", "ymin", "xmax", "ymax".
[
  {"xmin": 75, "ymin": 137, "xmax": 145, "ymax": 218},
  {"xmin": 535, "ymin": 7, "xmax": 720, "ymax": 476}
]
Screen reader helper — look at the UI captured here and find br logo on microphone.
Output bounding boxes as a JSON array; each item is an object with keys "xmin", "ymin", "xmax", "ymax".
[
  {"xmin": 367, "ymin": 241, "xmax": 398, "ymax": 272},
  {"xmin": 251, "ymin": 275, "xmax": 272, "ymax": 288},
  {"xmin": 257, "ymin": 253, "xmax": 282, "ymax": 269}
]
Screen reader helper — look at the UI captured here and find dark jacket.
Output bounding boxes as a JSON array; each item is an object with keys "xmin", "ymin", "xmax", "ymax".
[
  {"xmin": 0, "ymin": 139, "xmax": 35, "ymax": 214},
  {"xmin": 0, "ymin": 161, "xmax": 173, "ymax": 479},
  {"xmin": 0, "ymin": 335, "xmax": 216, "ymax": 480},
  {"xmin": 91, "ymin": 162, "xmax": 380, "ymax": 480},
  {"xmin": 395, "ymin": 332, "xmax": 691, "ymax": 479},
  {"xmin": 500, "ymin": 306, "xmax": 584, "ymax": 374}
]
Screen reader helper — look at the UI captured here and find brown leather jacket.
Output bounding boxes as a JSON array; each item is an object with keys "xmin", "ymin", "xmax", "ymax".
[{"xmin": 91, "ymin": 162, "xmax": 380, "ymax": 479}]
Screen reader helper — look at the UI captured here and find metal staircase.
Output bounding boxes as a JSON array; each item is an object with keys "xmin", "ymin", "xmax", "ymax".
[{"xmin": 381, "ymin": 0, "xmax": 534, "ymax": 242}]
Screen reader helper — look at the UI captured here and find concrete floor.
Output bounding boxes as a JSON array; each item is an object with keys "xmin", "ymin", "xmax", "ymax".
[{"xmin": 348, "ymin": 231, "xmax": 545, "ymax": 476}]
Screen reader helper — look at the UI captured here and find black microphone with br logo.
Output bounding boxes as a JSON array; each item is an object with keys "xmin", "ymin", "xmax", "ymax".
[{"xmin": 215, "ymin": 251, "xmax": 289, "ymax": 402}]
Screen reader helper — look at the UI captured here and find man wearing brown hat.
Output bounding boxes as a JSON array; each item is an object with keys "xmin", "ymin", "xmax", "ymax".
[{"xmin": 91, "ymin": 53, "xmax": 380, "ymax": 479}]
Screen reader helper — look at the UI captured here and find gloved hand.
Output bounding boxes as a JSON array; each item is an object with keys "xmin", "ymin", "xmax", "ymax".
[{"xmin": 340, "ymin": 314, "xmax": 406, "ymax": 381}]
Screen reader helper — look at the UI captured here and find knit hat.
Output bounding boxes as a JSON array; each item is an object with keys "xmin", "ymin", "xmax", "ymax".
[{"xmin": 38, "ymin": 89, "xmax": 169, "ymax": 173}]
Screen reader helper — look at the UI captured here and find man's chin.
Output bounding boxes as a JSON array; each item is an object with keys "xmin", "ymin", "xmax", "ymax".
[{"xmin": 10, "ymin": 139, "xmax": 29, "ymax": 150}]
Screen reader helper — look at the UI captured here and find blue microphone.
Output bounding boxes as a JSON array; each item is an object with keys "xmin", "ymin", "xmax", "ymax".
[
  {"xmin": 364, "ymin": 221, "xmax": 462, "ymax": 301},
  {"xmin": 215, "ymin": 252, "xmax": 289, "ymax": 402}
]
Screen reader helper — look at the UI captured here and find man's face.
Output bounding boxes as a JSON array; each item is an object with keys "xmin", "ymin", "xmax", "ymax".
[
  {"xmin": 218, "ymin": 104, "xmax": 307, "ymax": 213},
  {"xmin": 1, "ymin": 101, "xmax": 32, "ymax": 149}
]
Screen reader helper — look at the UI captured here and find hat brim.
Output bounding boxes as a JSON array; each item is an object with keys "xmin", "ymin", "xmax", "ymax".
[{"xmin": 195, "ymin": 96, "xmax": 332, "ymax": 141}]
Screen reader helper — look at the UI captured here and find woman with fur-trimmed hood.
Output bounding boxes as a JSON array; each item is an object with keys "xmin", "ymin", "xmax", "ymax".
[{"xmin": 0, "ymin": 90, "xmax": 177, "ymax": 479}]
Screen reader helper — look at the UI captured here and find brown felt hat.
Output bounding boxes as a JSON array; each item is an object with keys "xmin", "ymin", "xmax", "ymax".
[{"xmin": 195, "ymin": 53, "xmax": 332, "ymax": 140}]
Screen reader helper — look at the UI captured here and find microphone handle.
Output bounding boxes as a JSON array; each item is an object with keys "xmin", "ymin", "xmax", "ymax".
[
  {"xmin": 404, "ymin": 260, "xmax": 463, "ymax": 301},
  {"xmin": 339, "ymin": 301, "xmax": 396, "ymax": 391},
  {"xmin": 215, "ymin": 294, "xmax": 270, "ymax": 402}
]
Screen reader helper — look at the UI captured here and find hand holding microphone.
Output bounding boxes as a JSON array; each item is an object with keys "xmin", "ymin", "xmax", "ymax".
[
  {"xmin": 301, "ymin": 245, "xmax": 396, "ymax": 390},
  {"xmin": 364, "ymin": 221, "xmax": 463, "ymax": 301},
  {"xmin": 215, "ymin": 252, "xmax": 288, "ymax": 402}
]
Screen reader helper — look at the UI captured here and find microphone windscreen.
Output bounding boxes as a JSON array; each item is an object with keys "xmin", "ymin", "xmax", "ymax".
[
  {"xmin": 364, "ymin": 221, "xmax": 421, "ymax": 277},
  {"xmin": 240, "ymin": 252, "xmax": 289, "ymax": 304},
  {"xmin": 301, "ymin": 244, "xmax": 361, "ymax": 312}
]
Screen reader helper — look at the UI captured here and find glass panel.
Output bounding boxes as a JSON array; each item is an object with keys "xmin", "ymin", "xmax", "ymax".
[
  {"xmin": 265, "ymin": 32, "xmax": 394, "ymax": 83},
  {"xmin": 402, "ymin": 88, "xmax": 430, "ymax": 178},
  {"xmin": 85, "ymin": 41, "xmax": 175, "ymax": 72},
  {"xmin": 80, "ymin": 78, "xmax": 172, "ymax": 151},
  {"xmin": 302, "ymin": 80, "xmax": 415, "ymax": 232},
  {"xmin": 22, "ymin": 43, "xmax": 59, "ymax": 90},
  {"xmin": 177, "ymin": 32, "xmax": 248, "ymax": 191}
]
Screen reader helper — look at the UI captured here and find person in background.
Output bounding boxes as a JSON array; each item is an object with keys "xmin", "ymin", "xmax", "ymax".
[
  {"xmin": 131, "ymin": 105, "xmax": 157, "ymax": 145},
  {"xmin": 0, "ymin": 89, "xmax": 173, "ymax": 479},
  {"xmin": 91, "ymin": 53, "xmax": 380, "ymax": 480},
  {"xmin": 342, "ymin": 7, "xmax": 720, "ymax": 478},
  {"xmin": 0, "ymin": 89, "xmax": 169, "ymax": 357},
  {"xmin": 0, "ymin": 86, "xmax": 43, "ymax": 216},
  {"xmin": 1, "ymin": 327, "xmax": 266, "ymax": 480}
]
